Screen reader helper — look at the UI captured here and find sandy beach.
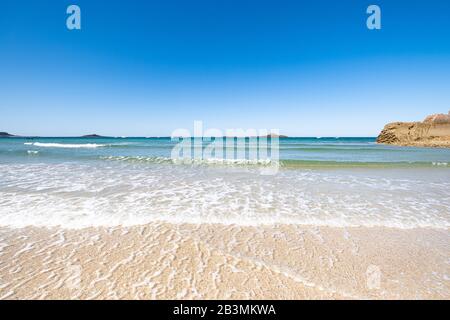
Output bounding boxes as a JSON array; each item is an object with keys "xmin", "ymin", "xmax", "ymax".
[{"xmin": 1, "ymin": 222, "xmax": 448, "ymax": 300}]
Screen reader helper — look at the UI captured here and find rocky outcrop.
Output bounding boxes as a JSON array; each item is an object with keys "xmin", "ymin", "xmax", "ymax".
[{"xmin": 377, "ymin": 112, "xmax": 450, "ymax": 148}]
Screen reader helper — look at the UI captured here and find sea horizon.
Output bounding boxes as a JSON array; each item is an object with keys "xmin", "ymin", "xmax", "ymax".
[{"xmin": 2, "ymin": 134, "xmax": 378, "ymax": 138}]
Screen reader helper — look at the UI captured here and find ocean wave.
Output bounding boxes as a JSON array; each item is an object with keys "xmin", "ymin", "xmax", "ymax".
[
  {"xmin": 27, "ymin": 150, "xmax": 39, "ymax": 155},
  {"xmin": 99, "ymin": 156, "xmax": 450, "ymax": 169},
  {"xmin": 280, "ymin": 160, "xmax": 450, "ymax": 168},
  {"xmin": 24, "ymin": 142, "xmax": 106, "ymax": 148},
  {"xmin": 100, "ymin": 156, "xmax": 276, "ymax": 166},
  {"xmin": 432, "ymin": 162, "xmax": 448, "ymax": 166}
]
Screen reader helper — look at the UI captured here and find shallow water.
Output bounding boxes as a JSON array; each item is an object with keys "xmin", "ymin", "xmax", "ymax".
[
  {"xmin": 0, "ymin": 137, "xmax": 449, "ymax": 229},
  {"xmin": 2, "ymin": 137, "xmax": 450, "ymax": 166}
]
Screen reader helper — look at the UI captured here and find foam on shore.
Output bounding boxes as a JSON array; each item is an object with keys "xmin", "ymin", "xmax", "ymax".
[{"xmin": 1, "ymin": 162, "xmax": 449, "ymax": 230}]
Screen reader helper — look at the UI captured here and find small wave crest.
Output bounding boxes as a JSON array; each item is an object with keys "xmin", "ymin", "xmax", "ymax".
[
  {"xmin": 100, "ymin": 156, "xmax": 276, "ymax": 166},
  {"xmin": 99, "ymin": 156, "xmax": 450, "ymax": 169},
  {"xmin": 24, "ymin": 142, "xmax": 106, "ymax": 149},
  {"xmin": 432, "ymin": 162, "xmax": 448, "ymax": 166}
]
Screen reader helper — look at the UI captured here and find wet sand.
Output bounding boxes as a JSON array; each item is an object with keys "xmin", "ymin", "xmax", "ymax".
[{"xmin": 0, "ymin": 223, "xmax": 449, "ymax": 299}]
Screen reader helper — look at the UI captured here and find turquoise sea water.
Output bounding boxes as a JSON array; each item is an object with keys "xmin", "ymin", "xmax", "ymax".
[
  {"xmin": 0, "ymin": 137, "xmax": 449, "ymax": 229},
  {"xmin": 1, "ymin": 137, "xmax": 450, "ymax": 167}
]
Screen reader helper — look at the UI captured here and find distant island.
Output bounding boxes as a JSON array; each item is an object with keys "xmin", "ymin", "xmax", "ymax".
[
  {"xmin": 0, "ymin": 132, "xmax": 109, "ymax": 138},
  {"xmin": 262, "ymin": 133, "xmax": 288, "ymax": 138},
  {"xmin": 81, "ymin": 134, "xmax": 106, "ymax": 138},
  {"xmin": 377, "ymin": 111, "xmax": 450, "ymax": 148},
  {"xmin": 0, "ymin": 132, "xmax": 16, "ymax": 137},
  {"xmin": 222, "ymin": 133, "xmax": 288, "ymax": 138}
]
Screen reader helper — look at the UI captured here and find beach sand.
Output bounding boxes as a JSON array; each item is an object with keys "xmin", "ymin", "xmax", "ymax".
[{"xmin": 0, "ymin": 223, "xmax": 449, "ymax": 300}]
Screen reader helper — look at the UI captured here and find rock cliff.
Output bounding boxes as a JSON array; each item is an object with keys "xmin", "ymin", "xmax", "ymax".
[{"xmin": 377, "ymin": 112, "xmax": 450, "ymax": 148}]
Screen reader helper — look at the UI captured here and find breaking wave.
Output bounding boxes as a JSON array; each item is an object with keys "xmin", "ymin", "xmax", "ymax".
[
  {"xmin": 24, "ymin": 142, "xmax": 106, "ymax": 148},
  {"xmin": 100, "ymin": 156, "xmax": 276, "ymax": 166},
  {"xmin": 99, "ymin": 156, "xmax": 449, "ymax": 169}
]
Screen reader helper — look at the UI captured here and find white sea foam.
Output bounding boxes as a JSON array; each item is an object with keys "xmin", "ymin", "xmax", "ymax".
[
  {"xmin": 27, "ymin": 150, "xmax": 39, "ymax": 155},
  {"xmin": 24, "ymin": 142, "xmax": 106, "ymax": 148},
  {"xmin": 101, "ymin": 155, "xmax": 276, "ymax": 166},
  {"xmin": 432, "ymin": 162, "xmax": 448, "ymax": 166},
  {"xmin": 0, "ymin": 162, "xmax": 449, "ymax": 230}
]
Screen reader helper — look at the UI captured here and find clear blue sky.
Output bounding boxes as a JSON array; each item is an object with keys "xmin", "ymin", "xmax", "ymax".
[{"xmin": 1, "ymin": 0, "xmax": 449, "ymax": 136}]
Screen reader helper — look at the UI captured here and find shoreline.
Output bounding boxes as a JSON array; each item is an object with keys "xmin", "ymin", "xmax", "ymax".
[
  {"xmin": 1, "ymin": 222, "xmax": 449, "ymax": 300},
  {"xmin": 377, "ymin": 141, "xmax": 450, "ymax": 149}
]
